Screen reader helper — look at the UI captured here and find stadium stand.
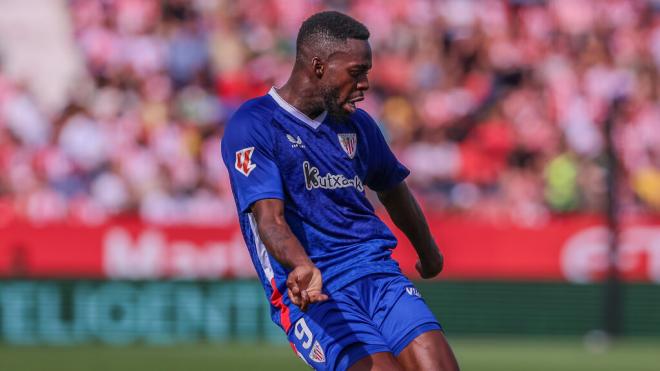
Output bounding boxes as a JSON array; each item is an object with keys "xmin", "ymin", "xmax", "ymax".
[{"xmin": 0, "ymin": 0, "xmax": 658, "ymax": 226}]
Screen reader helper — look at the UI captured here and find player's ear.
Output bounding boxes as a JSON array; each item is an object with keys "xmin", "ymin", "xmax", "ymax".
[{"xmin": 312, "ymin": 57, "xmax": 324, "ymax": 78}]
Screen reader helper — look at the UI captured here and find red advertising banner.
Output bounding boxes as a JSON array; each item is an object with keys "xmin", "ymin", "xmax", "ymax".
[
  {"xmin": 1, "ymin": 215, "xmax": 659, "ymax": 282},
  {"xmin": 0, "ymin": 221, "xmax": 253, "ymax": 279}
]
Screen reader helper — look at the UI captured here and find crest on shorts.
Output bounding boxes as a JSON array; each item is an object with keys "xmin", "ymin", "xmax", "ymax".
[
  {"xmin": 338, "ymin": 133, "xmax": 357, "ymax": 159},
  {"xmin": 309, "ymin": 340, "xmax": 326, "ymax": 363}
]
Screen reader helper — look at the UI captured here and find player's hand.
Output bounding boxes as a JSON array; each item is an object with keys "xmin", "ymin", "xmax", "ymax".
[
  {"xmin": 416, "ymin": 251, "xmax": 444, "ymax": 279},
  {"xmin": 286, "ymin": 264, "xmax": 329, "ymax": 311}
]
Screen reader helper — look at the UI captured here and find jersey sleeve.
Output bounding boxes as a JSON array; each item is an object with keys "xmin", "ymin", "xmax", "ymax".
[
  {"xmin": 358, "ymin": 110, "xmax": 410, "ymax": 192},
  {"xmin": 221, "ymin": 109, "xmax": 284, "ymax": 213}
]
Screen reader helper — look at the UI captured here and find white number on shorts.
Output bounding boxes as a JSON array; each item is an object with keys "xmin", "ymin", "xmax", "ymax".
[{"xmin": 294, "ymin": 318, "xmax": 313, "ymax": 349}]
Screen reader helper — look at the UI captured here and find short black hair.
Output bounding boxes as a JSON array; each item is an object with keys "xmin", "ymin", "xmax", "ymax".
[{"xmin": 296, "ymin": 11, "xmax": 370, "ymax": 59}]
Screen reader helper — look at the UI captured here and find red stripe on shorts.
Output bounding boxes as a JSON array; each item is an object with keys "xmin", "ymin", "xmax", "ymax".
[{"xmin": 269, "ymin": 278, "xmax": 292, "ymax": 332}]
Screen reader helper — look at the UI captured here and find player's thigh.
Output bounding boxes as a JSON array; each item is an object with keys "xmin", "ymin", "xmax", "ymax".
[
  {"xmin": 349, "ymin": 351, "xmax": 404, "ymax": 371},
  {"xmin": 396, "ymin": 330, "xmax": 459, "ymax": 371},
  {"xmin": 287, "ymin": 300, "xmax": 391, "ymax": 371}
]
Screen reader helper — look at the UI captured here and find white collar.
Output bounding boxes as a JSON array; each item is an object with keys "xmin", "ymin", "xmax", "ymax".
[{"xmin": 268, "ymin": 87, "xmax": 327, "ymax": 129}]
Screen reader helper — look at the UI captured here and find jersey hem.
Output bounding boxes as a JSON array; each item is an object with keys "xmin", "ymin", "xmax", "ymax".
[
  {"xmin": 368, "ymin": 171, "xmax": 410, "ymax": 192},
  {"xmin": 240, "ymin": 192, "xmax": 285, "ymax": 212}
]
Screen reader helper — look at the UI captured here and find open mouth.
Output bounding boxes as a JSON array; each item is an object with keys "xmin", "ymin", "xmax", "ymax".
[{"xmin": 345, "ymin": 96, "xmax": 364, "ymax": 112}]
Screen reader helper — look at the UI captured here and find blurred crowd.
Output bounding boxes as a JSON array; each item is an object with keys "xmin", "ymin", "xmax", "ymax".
[{"xmin": 1, "ymin": 0, "xmax": 660, "ymax": 226}]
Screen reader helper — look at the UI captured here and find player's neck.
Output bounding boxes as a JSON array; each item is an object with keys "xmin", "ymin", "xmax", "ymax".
[{"xmin": 276, "ymin": 79, "xmax": 325, "ymax": 119}]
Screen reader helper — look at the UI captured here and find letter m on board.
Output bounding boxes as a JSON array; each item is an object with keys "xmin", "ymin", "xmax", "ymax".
[{"xmin": 235, "ymin": 147, "xmax": 256, "ymax": 176}]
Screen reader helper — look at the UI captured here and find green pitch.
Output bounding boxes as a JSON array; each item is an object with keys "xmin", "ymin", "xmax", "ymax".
[{"xmin": 1, "ymin": 337, "xmax": 658, "ymax": 371}]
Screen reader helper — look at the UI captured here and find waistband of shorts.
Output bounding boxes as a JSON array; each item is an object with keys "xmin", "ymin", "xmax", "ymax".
[{"xmin": 323, "ymin": 260, "xmax": 402, "ymax": 293}]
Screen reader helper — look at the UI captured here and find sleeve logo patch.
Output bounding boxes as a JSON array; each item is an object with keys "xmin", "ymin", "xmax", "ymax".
[{"xmin": 235, "ymin": 147, "xmax": 256, "ymax": 176}]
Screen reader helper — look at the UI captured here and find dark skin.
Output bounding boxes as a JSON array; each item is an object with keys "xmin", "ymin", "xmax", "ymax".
[
  {"xmin": 252, "ymin": 37, "xmax": 459, "ymax": 371},
  {"xmin": 276, "ymin": 38, "xmax": 371, "ymax": 120},
  {"xmin": 252, "ymin": 198, "xmax": 327, "ymax": 311}
]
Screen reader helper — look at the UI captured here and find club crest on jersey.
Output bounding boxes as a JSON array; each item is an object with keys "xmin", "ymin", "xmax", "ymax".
[
  {"xmin": 309, "ymin": 340, "xmax": 326, "ymax": 363},
  {"xmin": 235, "ymin": 147, "xmax": 256, "ymax": 176},
  {"xmin": 338, "ymin": 133, "xmax": 357, "ymax": 159}
]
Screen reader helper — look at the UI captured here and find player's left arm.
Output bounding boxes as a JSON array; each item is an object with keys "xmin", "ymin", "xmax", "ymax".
[
  {"xmin": 377, "ymin": 181, "xmax": 444, "ymax": 279},
  {"xmin": 357, "ymin": 109, "xmax": 442, "ymax": 278}
]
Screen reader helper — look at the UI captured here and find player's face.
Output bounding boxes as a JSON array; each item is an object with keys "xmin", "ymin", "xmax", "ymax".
[{"xmin": 321, "ymin": 39, "xmax": 372, "ymax": 118}]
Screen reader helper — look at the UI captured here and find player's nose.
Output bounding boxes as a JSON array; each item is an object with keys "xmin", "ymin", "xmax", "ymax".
[{"xmin": 356, "ymin": 75, "xmax": 369, "ymax": 91}]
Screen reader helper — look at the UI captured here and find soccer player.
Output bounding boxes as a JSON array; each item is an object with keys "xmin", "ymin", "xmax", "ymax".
[{"xmin": 221, "ymin": 10, "xmax": 459, "ymax": 371}]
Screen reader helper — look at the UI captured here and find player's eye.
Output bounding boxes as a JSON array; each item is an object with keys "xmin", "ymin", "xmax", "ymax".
[{"xmin": 349, "ymin": 70, "xmax": 368, "ymax": 78}]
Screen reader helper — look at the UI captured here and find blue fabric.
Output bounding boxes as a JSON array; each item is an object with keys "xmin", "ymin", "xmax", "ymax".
[
  {"xmin": 221, "ymin": 93, "xmax": 410, "ymax": 330},
  {"xmin": 286, "ymin": 273, "xmax": 442, "ymax": 370}
]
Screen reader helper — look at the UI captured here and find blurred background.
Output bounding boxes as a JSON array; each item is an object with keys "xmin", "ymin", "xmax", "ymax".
[{"xmin": 0, "ymin": 0, "xmax": 659, "ymax": 370}]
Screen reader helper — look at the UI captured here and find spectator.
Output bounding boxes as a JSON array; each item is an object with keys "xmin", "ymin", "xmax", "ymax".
[{"xmin": 0, "ymin": 0, "xmax": 657, "ymax": 225}]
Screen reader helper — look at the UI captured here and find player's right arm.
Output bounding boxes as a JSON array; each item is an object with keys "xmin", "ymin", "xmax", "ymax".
[
  {"xmin": 251, "ymin": 199, "xmax": 328, "ymax": 311},
  {"xmin": 221, "ymin": 105, "xmax": 327, "ymax": 311}
]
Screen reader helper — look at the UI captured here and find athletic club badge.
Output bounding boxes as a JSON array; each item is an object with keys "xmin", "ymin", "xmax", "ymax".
[
  {"xmin": 338, "ymin": 133, "xmax": 357, "ymax": 159},
  {"xmin": 309, "ymin": 340, "xmax": 326, "ymax": 363}
]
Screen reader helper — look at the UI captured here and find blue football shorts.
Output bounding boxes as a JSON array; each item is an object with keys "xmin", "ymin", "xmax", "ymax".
[{"xmin": 286, "ymin": 273, "xmax": 442, "ymax": 370}]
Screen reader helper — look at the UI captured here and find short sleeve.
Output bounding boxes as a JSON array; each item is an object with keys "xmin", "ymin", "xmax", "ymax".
[
  {"xmin": 221, "ymin": 109, "xmax": 284, "ymax": 212},
  {"xmin": 358, "ymin": 110, "xmax": 410, "ymax": 192}
]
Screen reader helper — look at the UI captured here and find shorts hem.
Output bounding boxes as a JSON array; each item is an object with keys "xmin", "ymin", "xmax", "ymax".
[
  {"xmin": 391, "ymin": 321, "xmax": 443, "ymax": 356},
  {"xmin": 341, "ymin": 344, "xmax": 392, "ymax": 371}
]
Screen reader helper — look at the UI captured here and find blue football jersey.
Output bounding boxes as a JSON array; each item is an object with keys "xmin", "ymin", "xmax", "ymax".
[{"xmin": 221, "ymin": 88, "xmax": 410, "ymax": 332}]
